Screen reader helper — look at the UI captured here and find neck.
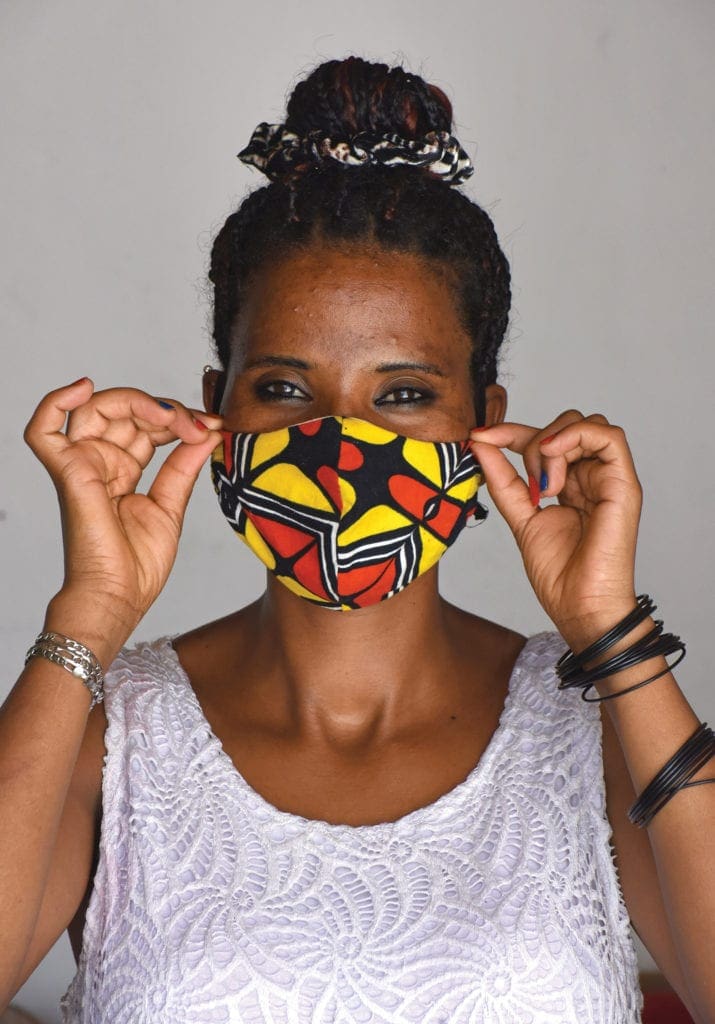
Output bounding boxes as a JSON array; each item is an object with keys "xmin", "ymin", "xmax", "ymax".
[{"xmin": 233, "ymin": 568, "xmax": 468, "ymax": 749}]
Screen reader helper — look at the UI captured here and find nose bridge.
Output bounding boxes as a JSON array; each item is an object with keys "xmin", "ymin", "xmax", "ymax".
[
  {"xmin": 312, "ymin": 390, "xmax": 366, "ymax": 423},
  {"xmin": 304, "ymin": 357, "xmax": 370, "ymax": 422}
]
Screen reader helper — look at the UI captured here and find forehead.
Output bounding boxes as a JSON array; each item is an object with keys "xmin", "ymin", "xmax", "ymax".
[{"xmin": 231, "ymin": 243, "xmax": 472, "ymax": 371}]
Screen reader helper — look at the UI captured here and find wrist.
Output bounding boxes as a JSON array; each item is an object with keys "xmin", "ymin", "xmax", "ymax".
[
  {"xmin": 43, "ymin": 590, "xmax": 138, "ymax": 668},
  {"xmin": 556, "ymin": 596, "xmax": 677, "ymax": 701},
  {"xmin": 582, "ymin": 617, "xmax": 669, "ymax": 699},
  {"xmin": 556, "ymin": 595, "xmax": 640, "ymax": 656}
]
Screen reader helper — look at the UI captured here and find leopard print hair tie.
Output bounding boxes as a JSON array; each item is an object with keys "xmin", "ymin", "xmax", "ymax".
[{"xmin": 237, "ymin": 122, "xmax": 474, "ymax": 186}]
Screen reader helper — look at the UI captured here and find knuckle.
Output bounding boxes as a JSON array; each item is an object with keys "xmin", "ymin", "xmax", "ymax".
[{"xmin": 23, "ymin": 424, "xmax": 38, "ymax": 451}]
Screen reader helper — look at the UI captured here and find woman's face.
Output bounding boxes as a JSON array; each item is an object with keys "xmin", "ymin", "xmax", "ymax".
[{"xmin": 206, "ymin": 242, "xmax": 507, "ymax": 441}]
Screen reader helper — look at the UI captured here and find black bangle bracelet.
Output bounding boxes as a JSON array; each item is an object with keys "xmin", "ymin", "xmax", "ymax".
[
  {"xmin": 628, "ymin": 723, "xmax": 715, "ymax": 828},
  {"xmin": 554, "ymin": 594, "xmax": 687, "ymax": 708},
  {"xmin": 641, "ymin": 726, "xmax": 714, "ymax": 794},
  {"xmin": 557, "ymin": 621, "xmax": 662, "ymax": 688},
  {"xmin": 556, "ymin": 594, "xmax": 656, "ymax": 682},
  {"xmin": 580, "ymin": 645, "xmax": 686, "ymax": 702},
  {"xmin": 629, "ymin": 741, "xmax": 714, "ymax": 829},
  {"xmin": 628, "ymin": 725, "xmax": 714, "ymax": 829},
  {"xmin": 556, "ymin": 618, "xmax": 663, "ymax": 687},
  {"xmin": 558, "ymin": 630, "xmax": 685, "ymax": 691}
]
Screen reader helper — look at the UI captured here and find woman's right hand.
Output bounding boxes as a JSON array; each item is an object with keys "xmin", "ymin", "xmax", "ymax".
[{"xmin": 24, "ymin": 378, "xmax": 223, "ymax": 657}]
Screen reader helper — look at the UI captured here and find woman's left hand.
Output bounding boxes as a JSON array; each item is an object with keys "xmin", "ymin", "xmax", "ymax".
[{"xmin": 469, "ymin": 410, "xmax": 643, "ymax": 647}]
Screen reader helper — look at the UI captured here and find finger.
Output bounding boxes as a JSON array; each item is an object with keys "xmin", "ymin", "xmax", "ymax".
[
  {"xmin": 132, "ymin": 406, "xmax": 223, "ymax": 450},
  {"xmin": 146, "ymin": 430, "xmax": 222, "ymax": 529},
  {"xmin": 470, "ymin": 412, "xmax": 609, "ymax": 504},
  {"xmin": 189, "ymin": 409, "xmax": 224, "ymax": 430},
  {"xmin": 541, "ymin": 422, "xmax": 643, "ymax": 528},
  {"xmin": 469, "ymin": 421, "xmax": 541, "ymax": 454},
  {"xmin": 470, "ymin": 421, "xmax": 548, "ymax": 509},
  {"xmin": 66, "ymin": 389, "xmax": 188, "ymax": 442},
  {"xmin": 469, "ymin": 438, "xmax": 538, "ymax": 541},
  {"xmin": 538, "ymin": 420, "xmax": 638, "ymax": 479},
  {"xmin": 538, "ymin": 413, "xmax": 609, "ymax": 498},
  {"xmin": 101, "ymin": 404, "xmax": 225, "ymax": 478},
  {"xmin": 145, "ymin": 404, "xmax": 225, "ymax": 439},
  {"xmin": 24, "ymin": 377, "xmax": 95, "ymax": 468},
  {"xmin": 67, "ymin": 389, "xmax": 221, "ymax": 446},
  {"xmin": 97, "ymin": 405, "xmax": 222, "ymax": 456}
]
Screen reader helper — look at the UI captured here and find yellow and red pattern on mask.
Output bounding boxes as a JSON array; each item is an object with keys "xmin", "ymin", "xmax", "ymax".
[{"xmin": 211, "ymin": 416, "xmax": 486, "ymax": 610}]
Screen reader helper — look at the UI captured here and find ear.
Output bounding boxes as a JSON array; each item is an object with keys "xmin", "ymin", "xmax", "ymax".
[
  {"xmin": 484, "ymin": 383, "xmax": 507, "ymax": 427},
  {"xmin": 203, "ymin": 368, "xmax": 226, "ymax": 415}
]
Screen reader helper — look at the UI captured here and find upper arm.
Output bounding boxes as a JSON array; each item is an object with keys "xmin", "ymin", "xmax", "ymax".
[
  {"xmin": 599, "ymin": 704, "xmax": 698, "ymax": 1018},
  {"xmin": 10, "ymin": 701, "xmax": 106, "ymax": 996}
]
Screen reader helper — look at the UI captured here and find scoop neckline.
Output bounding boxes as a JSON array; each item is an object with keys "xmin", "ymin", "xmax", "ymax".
[{"xmin": 158, "ymin": 634, "xmax": 535, "ymax": 835}]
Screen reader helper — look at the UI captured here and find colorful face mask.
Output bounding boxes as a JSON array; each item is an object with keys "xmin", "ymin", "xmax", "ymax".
[{"xmin": 210, "ymin": 416, "xmax": 487, "ymax": 611}]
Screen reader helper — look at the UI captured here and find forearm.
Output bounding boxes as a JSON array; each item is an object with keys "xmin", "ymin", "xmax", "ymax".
[
  {"xmin": 561, "ymin": 614, "xmax": 715, "ymax": 1021},
  {"xmin": 0, "ymin": 597, "xmax": 127, "ymax": 1003}
]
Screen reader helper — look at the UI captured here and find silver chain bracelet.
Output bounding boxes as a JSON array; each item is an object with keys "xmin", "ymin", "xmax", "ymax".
[{"xmin": 25, "ymin": 631, "xmax": 104, "ymax": 710}]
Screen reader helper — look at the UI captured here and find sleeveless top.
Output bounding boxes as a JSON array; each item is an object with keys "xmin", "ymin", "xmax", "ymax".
[{"xmin": 60, "ymin": 630, "xmax": 643, "ymax": 1023}]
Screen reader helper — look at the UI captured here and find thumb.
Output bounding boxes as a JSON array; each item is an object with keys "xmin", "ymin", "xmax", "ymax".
[
  {"xmin": 147, "ymin": 431, "xmax": 221, "ymax": 529},
  {"xmin": 471, "ymin": 440, "xmax": 538, "ymax": 542}
]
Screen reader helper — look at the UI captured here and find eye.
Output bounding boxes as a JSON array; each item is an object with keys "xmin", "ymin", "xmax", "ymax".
[
  {"xmin": 376, "ymin": 385, "xmax": 435, "ymax": 406},
  {"xmin": 255, "ymin": 379, "xmax": 310, "ymax": 402}
]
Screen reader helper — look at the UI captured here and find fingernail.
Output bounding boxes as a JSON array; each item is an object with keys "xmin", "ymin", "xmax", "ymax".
[
  {"xmin": 540, "ymin": 469, "xmax": 548, "ymax": 492},
  {"xmin": 70, "ymin": 376, "xmax": 90, "ymax": 386},
  {"xmin": 157, "ymin": 400, "xmax": 174, "ymax": 410},
  {"xmin": 539, "ymin": 433, "xmax": 557, "ymax": 446},
  {"xmin": 471, "ymin": 426, "xmax": 490, "ymax": 433},
  {"xmin": 193, "ymin": 417, "xmax": 208, "ymax": 431},
  {"xmin": 528, "ymin": 474, "xmax": 541, "ymax": 507}
]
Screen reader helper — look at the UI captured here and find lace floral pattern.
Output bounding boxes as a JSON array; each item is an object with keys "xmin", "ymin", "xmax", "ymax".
[{"xmin": 60, "ymin": 632, "xmax": 643, "ymax": 1023}]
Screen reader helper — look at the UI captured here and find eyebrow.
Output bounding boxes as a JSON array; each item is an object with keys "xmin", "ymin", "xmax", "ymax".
[
  {"xmin": 243, "ymin": 355, "xmax": 446, "ymax": 377},
  {"xmin": 374, "ymin": 361, "xmax": 446, "ymax": 377},
  {"xmin": 243, "ymin": 355, "xmax": 310, "ymax": 370}
]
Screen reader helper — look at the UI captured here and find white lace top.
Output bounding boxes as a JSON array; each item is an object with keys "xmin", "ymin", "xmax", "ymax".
[{"xmin": 60, "ymin": 630, "xmax": 643, "ymax": 1023}]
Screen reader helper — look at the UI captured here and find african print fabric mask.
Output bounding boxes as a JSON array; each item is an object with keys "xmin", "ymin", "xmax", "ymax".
[{"xmin": 210, "ymin": 416, "xmax": 487, "ymax": 611}]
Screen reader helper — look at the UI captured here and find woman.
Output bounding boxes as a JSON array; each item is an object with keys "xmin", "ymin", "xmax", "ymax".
[{"xmin": 1, "ymin": 56, "xmax": 713, "ymax": 1023}]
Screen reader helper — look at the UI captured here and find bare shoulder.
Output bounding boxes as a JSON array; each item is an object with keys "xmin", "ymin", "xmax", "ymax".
[{"xmin": 171, "ymin": 603, "xmax": 259, "ymax": 678}]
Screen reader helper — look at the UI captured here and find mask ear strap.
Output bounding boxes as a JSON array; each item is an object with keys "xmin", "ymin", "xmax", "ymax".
[
  {"xmin": 473, "ymin": 382, "xmax": 487, "ymax": 428},
  {"xmin": 212, "ymin": 372, "xmax": 227, "ymax": 414},
  {"xmin": 203, "ymin": 365, "xmax": 227, "ymax": 415}
]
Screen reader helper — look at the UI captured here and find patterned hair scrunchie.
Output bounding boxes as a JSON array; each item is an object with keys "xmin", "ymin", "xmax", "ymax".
[{"xmin": 237, "ymin": 122, "xmax": 474, "ymax": 185}]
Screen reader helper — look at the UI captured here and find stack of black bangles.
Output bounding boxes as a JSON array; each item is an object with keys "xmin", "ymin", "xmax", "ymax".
[
  {"xmin": 628, "ymin": 722, "xmax": 715, "ymax": 828},
  {"xmin": 556, "ymin": 595, "xmax": 686, "ymax": 703},
  {"xmin": 555, "ymin": 594, "xmax": 715, "ymax": 828}
]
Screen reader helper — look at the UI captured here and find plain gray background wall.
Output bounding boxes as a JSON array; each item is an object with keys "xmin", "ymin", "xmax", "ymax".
[{"xmin": 1, "ymin": 0, "xmax": 713, "ymax": 1018}]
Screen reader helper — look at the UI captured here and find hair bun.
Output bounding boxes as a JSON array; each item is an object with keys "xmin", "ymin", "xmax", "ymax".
[
  {"xmin": 237, "ymin": 56, "xmax": 474, "ymax": 186},
  {"xmin": 285, "ymin": 57, "xmax": 451, "ymax": 138}
]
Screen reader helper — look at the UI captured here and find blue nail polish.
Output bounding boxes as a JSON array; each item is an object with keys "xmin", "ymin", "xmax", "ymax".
[
  {"xmin": 157, "ymin": 400, "xmax": 174, "ymax": 410},
  {"xmin": 540, "ymin": 469, "xmax": 548, "ymax": 492}
]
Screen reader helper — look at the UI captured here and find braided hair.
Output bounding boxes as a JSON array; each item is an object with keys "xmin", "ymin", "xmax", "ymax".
[{"xmin": 208, "ymin": 56, "xmax": 511, "ymax": 424}]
